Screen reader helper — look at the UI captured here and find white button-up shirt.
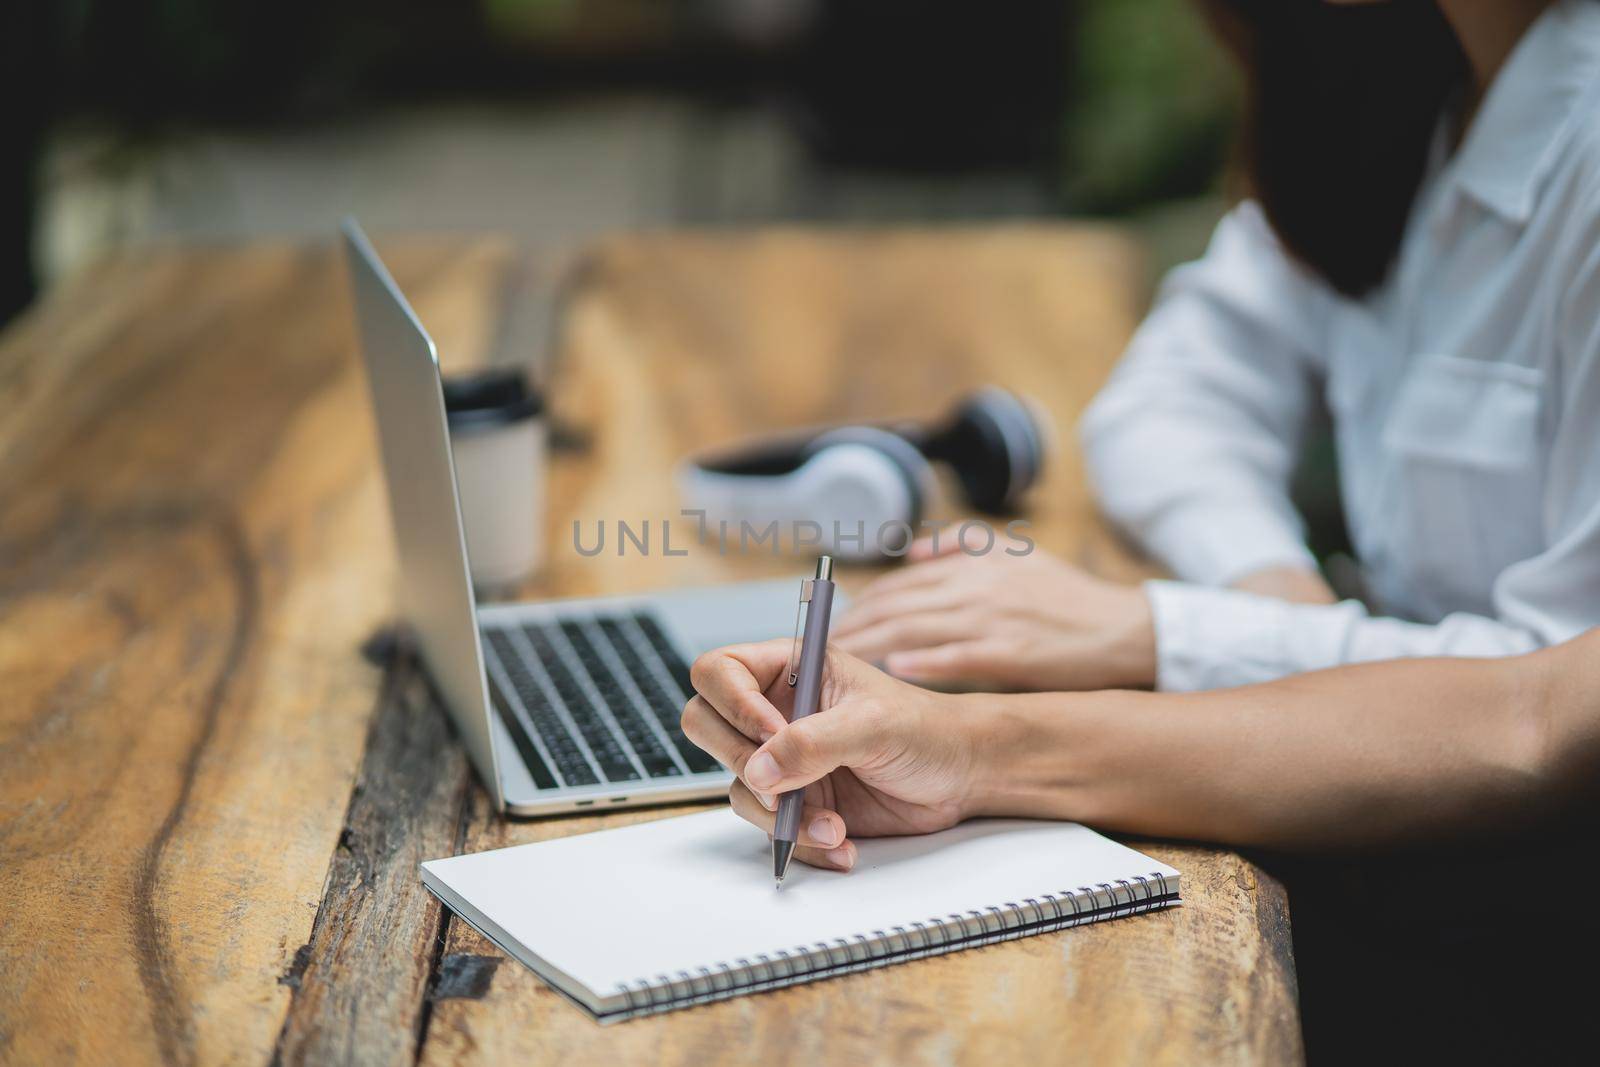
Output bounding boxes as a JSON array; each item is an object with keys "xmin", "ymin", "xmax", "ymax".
[{"xmin": 1081, "ymin": 0, "xmax": 1600, "ymax": 692}]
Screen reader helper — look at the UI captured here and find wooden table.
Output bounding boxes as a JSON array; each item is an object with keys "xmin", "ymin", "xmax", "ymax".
[{"xmin": 0, "ymin": 228, "xmax": 1301, "ymax": 1065}]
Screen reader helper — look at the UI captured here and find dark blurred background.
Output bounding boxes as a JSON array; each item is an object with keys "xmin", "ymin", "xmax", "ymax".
[{"xmin": 1, "ymin": 0, "xmax": 1239, "ymax": 330}]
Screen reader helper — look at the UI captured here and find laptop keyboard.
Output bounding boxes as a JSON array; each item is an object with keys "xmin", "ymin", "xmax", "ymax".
[{"xmin": 481, "ymin": 611, "xmax": 723, "ymax": 792}]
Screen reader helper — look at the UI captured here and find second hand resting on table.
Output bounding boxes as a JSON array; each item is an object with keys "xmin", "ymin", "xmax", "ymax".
[
  {"xmin": 829, "ymin": 533, "xmax": 1335, "ymax": 693},
  {"xmin": 682, "ymin": 630, "xmax": 1596, "ymax": 873}
]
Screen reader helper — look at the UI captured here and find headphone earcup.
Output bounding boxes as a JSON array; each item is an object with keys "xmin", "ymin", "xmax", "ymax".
[
  {"xmin": 803, "ymin": 426, "xmax": 935, "ymax": 530},
  {"xmin": 677, "ymin": 427, "xmax": 933, "ymax": 560},
  {"xmin": 915, "ymin": 387, "xmax": 1050, "ymax": 514}
]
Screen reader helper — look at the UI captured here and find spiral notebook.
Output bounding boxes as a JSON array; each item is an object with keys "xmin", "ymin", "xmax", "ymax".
[{"xmin": 421, "ymin": 809, "xmax": 1180, "ymax": 1022}]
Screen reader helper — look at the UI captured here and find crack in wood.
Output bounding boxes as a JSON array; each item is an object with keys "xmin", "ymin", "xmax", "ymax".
[
  {"xmin": 429, "ymin": 955, "xmax": 503, "ymax": 1002},
  {"xmin": 271, "ymin": 635, "xmax": 475, "ymax": 1067},
  {"xmin": 278, "ymin": 944, "xmax": 315, "ymax": 992},
  {"xmin": 411, "ymin": 751, "xmax": 481, "ymax": 1066}
]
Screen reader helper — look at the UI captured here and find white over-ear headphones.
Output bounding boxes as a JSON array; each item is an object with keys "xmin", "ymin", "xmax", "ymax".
[{"xmin": 676, "ymin": 387, "xmax": 1050, "ymax": 560}]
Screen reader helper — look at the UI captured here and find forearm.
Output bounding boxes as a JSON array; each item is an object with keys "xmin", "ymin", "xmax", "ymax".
[{"xmin": 961, "ymin": 646, "xmax": 1584, "ymax": 850}]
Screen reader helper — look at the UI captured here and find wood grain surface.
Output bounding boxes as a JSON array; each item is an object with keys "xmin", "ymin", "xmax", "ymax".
[{"xmin": 0, "ymin": 228, "xmax": 1301, "ymax": 1066}]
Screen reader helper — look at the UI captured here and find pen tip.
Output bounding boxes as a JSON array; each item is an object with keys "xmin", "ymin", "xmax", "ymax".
[{"xmin": 772, "ymin": 840, "xmax": 795, "ymax": 885}]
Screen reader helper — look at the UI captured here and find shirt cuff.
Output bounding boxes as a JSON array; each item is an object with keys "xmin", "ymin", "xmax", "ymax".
[
  {"xmin": 1136, "ymin": 500, "xmax": 1317, "ymax": 588},
  {"xmin": 1144, "ymin": 579, "xmax": 1369, "ymax": 692}
]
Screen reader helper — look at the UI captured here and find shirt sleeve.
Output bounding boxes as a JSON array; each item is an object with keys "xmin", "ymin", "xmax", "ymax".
[
  {"xmin": 1080, "ymin": 201, "xmax": 1332, "ymax": 586},
  {"xmin": 1145, "ymin": 189, "xmax": 1600, "ymax": 693},
  {"xmin": 1145, "ymin": 582, "xmax": 1544, "ymax": 692}
]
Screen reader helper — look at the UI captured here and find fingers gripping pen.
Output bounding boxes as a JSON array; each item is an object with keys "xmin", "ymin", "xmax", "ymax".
[{"xmin": 772, "ymin": 555, "xmax": 836, "ymax": 886}]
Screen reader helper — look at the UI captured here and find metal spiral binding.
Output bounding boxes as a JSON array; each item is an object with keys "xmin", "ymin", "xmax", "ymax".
[{"xmin": 612, "ymin": 868, "xmax": 1176, "ymax": 1019}]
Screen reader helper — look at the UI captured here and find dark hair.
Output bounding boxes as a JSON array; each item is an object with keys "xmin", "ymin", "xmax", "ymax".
[{"xmin": 1204, "ymin": 1, "xmax": 1467, "ymax": 296}]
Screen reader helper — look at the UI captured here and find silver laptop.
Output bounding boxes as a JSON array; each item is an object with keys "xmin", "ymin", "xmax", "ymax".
[{"xmin": 341, "ymin": 219, "xmax": 798, "ymax": 816}]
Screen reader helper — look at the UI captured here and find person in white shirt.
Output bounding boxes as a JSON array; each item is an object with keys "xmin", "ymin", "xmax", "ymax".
[
  {"xmin": 831, "ymin": 0, "xmax": 1600, "ymax": 694},
  {"xmin": 684, "ymin": 6, "xmax": 1600, "ymax": 1054}
]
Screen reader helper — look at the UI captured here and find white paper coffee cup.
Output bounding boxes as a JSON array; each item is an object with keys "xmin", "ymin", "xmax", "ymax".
[{"xmin": 443, "ymin": 368, "xmax": 546, "ymax": 594}]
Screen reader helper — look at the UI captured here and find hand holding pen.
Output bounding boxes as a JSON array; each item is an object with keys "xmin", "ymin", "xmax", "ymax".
[{"xmin": 681, "ymin": 561, "xmax": 978, "ymax": 880}]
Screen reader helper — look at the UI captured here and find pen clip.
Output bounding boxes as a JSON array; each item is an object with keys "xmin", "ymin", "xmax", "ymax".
[{"xmin": 785, "ymin": 579, "xmax": 814, "ymax": 686}]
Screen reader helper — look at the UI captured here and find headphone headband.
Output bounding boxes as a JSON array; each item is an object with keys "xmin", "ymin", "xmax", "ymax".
[{"xmin": 677, "ymin": 387, "xmax": 1049, "ymax": 560}]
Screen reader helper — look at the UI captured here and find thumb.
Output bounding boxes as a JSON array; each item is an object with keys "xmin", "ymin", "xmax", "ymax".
[{"xmin": 741, "ymin": 701, "xmax": 885, "ymax": 794}]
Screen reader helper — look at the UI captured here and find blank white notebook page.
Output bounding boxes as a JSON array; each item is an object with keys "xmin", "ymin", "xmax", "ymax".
[{"xmin": 421, "ymin": 808, "xmax": 1179, "ymax": 1010}]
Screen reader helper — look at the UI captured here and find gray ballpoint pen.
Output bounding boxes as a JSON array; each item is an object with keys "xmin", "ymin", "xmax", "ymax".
[{"xmin": 772, "ymin": 555, "xmax": 836, "ymax": 887}]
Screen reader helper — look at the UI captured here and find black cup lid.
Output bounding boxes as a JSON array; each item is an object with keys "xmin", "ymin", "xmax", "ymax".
[{"xmin": 442, "ymin": 366, "xmax": 545, "ymax": 430}]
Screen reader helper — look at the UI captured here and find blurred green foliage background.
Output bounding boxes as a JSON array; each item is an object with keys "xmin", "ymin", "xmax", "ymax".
[{"xmin": 1067, "ymin": 0, "xmax": 1240, "ymax": 212}]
